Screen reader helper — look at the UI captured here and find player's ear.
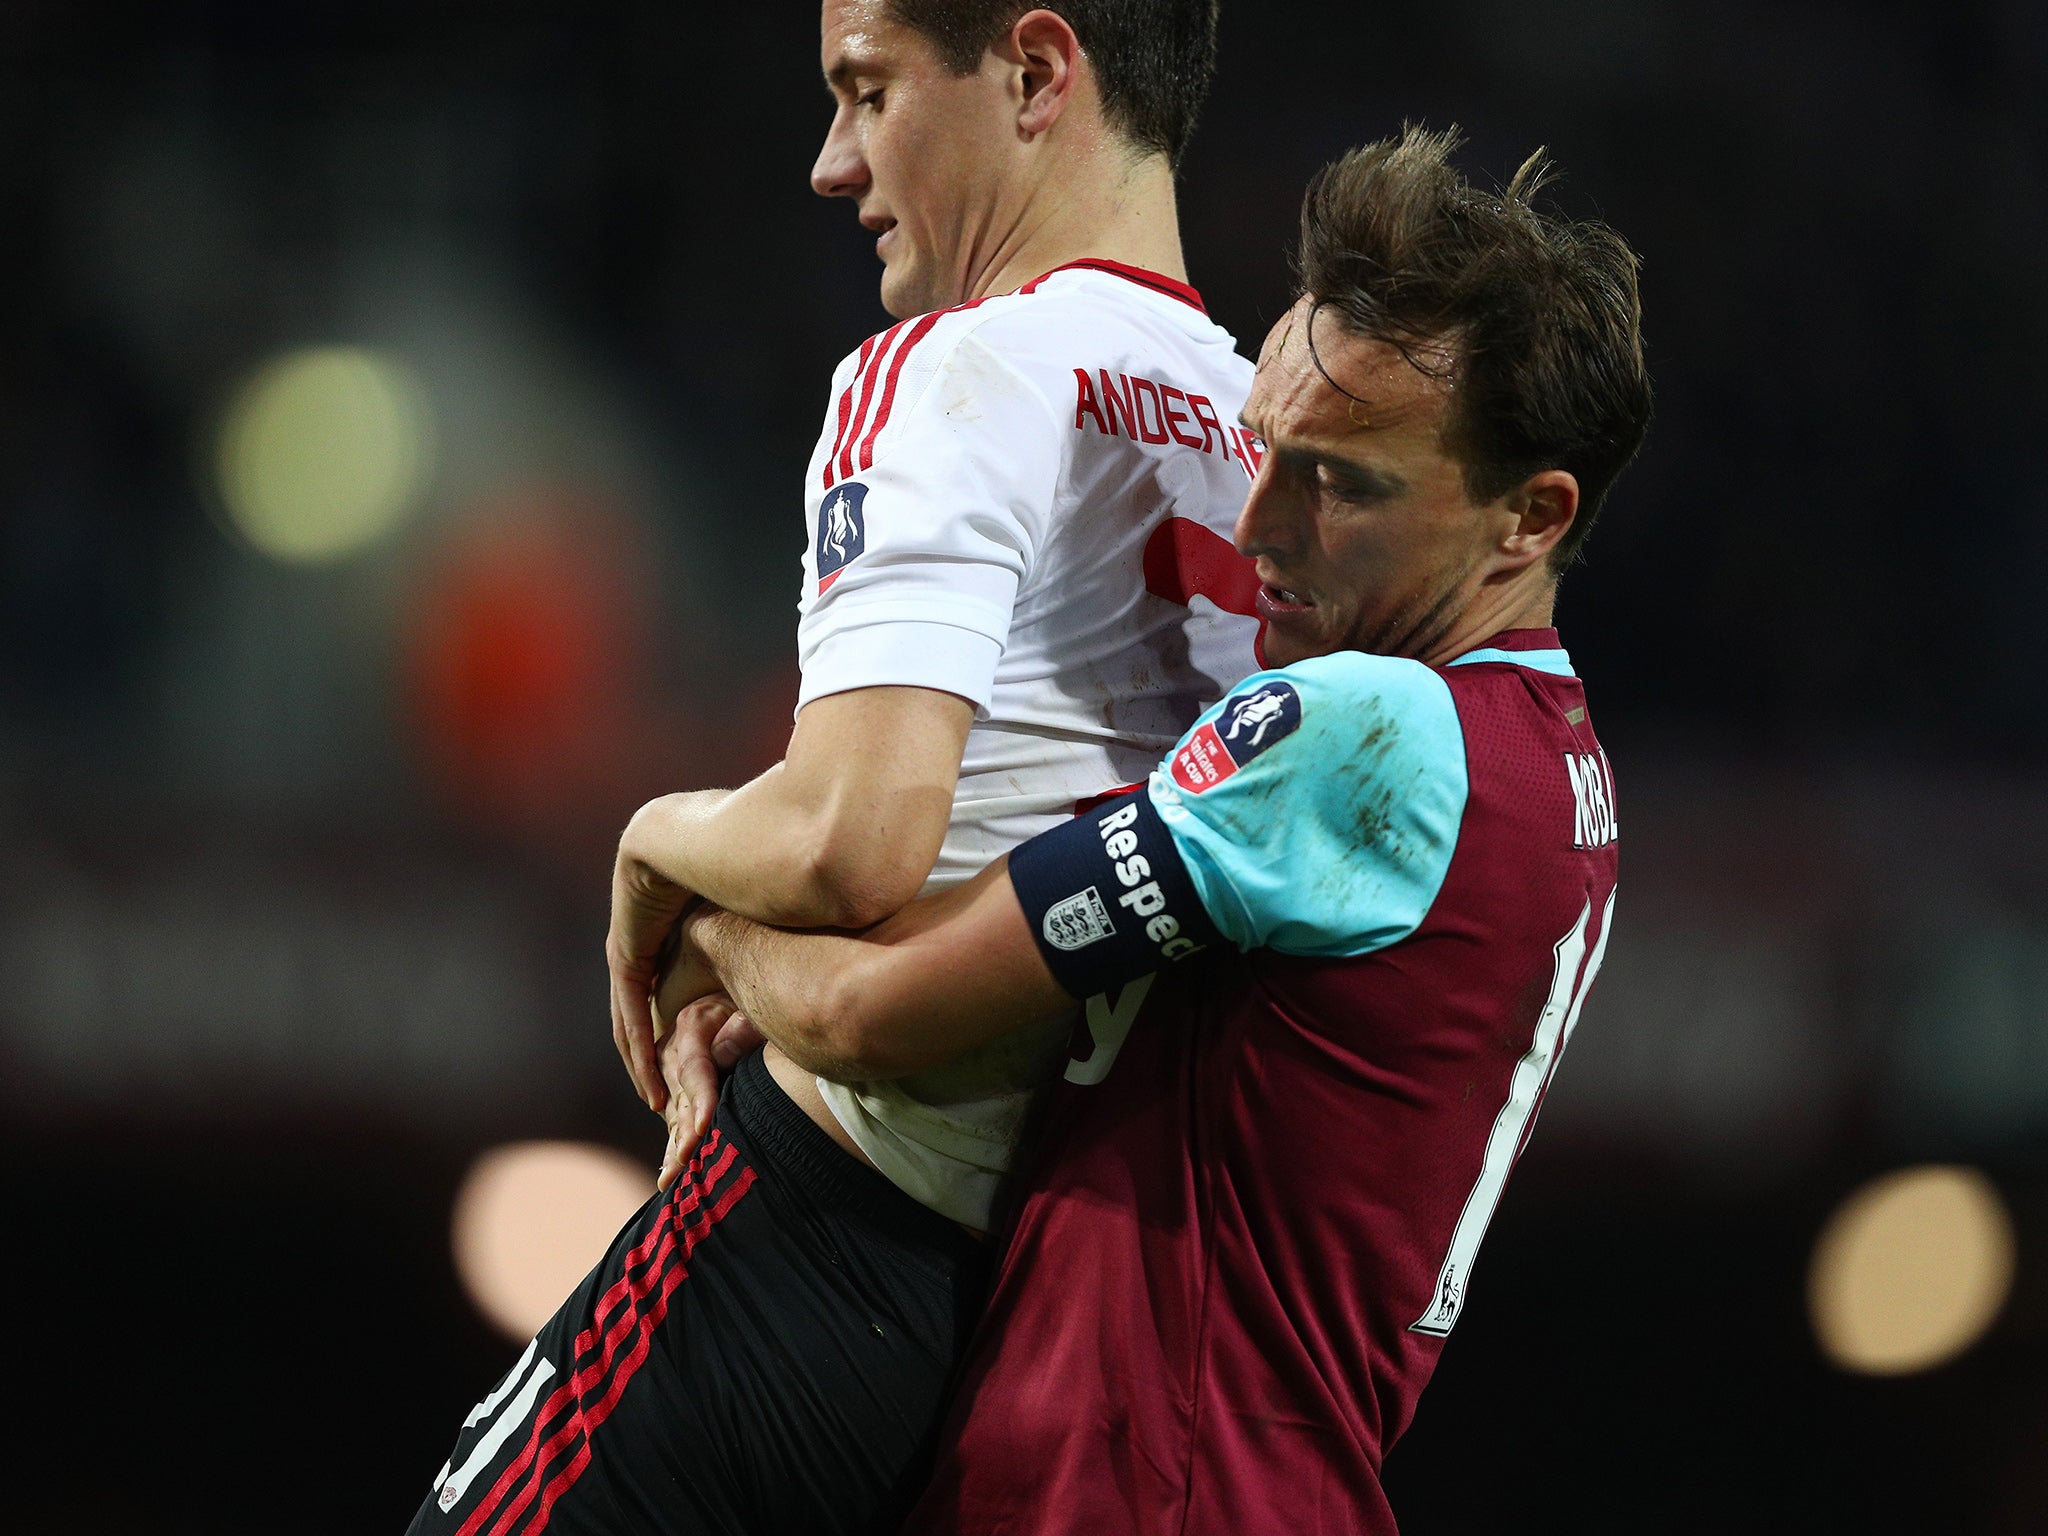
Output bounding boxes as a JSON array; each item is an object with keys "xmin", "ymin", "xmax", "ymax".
[
  {"xmin": 1001, "ymin": 8, "xmax": 1083, "ymax": 137},
  {"xmin": 1498, "ymin": 470, "xmax": 1579, "ymax": 572}
]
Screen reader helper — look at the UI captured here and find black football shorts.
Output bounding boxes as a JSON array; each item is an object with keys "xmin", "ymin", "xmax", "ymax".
[{"xmin": 407, "ymin": 1050, "xmax": 990, "ymax": 1536}]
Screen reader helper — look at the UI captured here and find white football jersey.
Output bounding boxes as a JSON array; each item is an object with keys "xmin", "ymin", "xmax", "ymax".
[{"xmin": 795, "ymin": 260, "xmax": 1263, "ymax": 1228}]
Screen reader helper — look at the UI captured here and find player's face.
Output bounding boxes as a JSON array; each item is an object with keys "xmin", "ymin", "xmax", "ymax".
[
  {"xmin": 814, "ymin": 0, "xmax": 1022, "ymax": 318},
  {"xmin": 1235, "ymin": 298, "xmax": 1542, "ymax": 668}
]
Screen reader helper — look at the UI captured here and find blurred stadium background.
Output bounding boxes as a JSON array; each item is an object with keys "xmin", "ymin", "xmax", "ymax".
[{"xmin": 5, "ymin": 1, "xmax": 2047, "ymax": 1529}]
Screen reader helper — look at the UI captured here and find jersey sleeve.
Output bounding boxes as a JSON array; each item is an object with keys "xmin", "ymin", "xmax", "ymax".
[
  {"xmin": 797, "ymin": 325, "xmax": 1065, "ymax": 717},
  {"xmin": 1007, "ymin": 653, "xmax": 1470, "ymax": 999}
]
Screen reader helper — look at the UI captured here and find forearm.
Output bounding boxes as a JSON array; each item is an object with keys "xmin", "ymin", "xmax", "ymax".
[
  {"xmin": 682, "ymin": 862, "xmax": 1071, "ymax": 1081},
  {"xmin": 620, "ymin": 687, "xmax": 972, "ymax": 930},
  {"xmin": 681, "ymin": 908, "xmax": 872, "ymax": 1078},
  {"xmin": 621, "ymin": 772, "xmax": 945, "ymax": 929},
  {"xmin": 621, "ymin": 778, "xmax": 842, "ymax": 928}
]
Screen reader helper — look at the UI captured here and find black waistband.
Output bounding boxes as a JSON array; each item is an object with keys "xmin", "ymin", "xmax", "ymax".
[{"xmin": 724, "ymin": 1050, "xmax": 987, "ymax": 1268}]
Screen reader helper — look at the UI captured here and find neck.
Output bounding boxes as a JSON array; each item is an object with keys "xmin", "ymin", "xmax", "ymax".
[
  {"xmin": 1415, "ymin": 575, "xmax": 1557, "ymax": 668},
  {"xmin": 968, "ymin": 145, "xmax": 1187, "ymax": 303}
]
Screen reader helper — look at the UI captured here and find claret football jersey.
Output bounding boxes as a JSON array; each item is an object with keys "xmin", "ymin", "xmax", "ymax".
[
  {"xmin": 915, "ymin": 629, "xmax": 1620, "ymax": 1535},
  {"xmin": 795, "ymin": 260, "xmax": 1263, "ymax": 1228}
]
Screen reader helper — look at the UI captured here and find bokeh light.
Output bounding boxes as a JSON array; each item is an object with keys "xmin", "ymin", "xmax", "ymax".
[
  {"xmin": 1809, "ymin": 1165, "xmax": 2016, "ymax": 1376},
  {"xmin": 402, "ymin": 488, "xmax": 704, "ymax": 856},
  {"xmin": 451, "ymin": 1141, "xmax": 653, "ymax": 1341},
  {"xmin": 215, "ymin": 345, "xmax": 434, "ymax": 563}
]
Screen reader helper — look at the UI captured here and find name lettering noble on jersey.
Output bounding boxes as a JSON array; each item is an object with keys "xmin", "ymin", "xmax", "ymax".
[{"xmin": 1563, "ymin": 749, "xmax": 1619, "ymax": 849}]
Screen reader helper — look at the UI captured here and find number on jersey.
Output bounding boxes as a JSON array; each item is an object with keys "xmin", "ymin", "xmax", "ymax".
[{"xmin": 1410, "ymin": 888, "xmax": 1616, "ymax": 1338}]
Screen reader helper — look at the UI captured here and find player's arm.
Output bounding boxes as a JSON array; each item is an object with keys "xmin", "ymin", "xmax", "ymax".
[
  {"xmin": 608, "ymin": 683, "xmax": 972, "ymax": 1107},
  {"xmin": 618, "ymin": 325, "xmax": 1062, "ymax": 1105},
  {"xmin": 669, "ymin": 655, "xmax": 1468, "ymax": 1084},
  {"xmin": 680, "ymin": 855, "xmax": 1071, "ymax": 1083},
  {"xmin": 676, "ymin": 775, "xmax": 1231, "ymax": 1081},
  {"xmin": 613, "ymin": 684, "xmax": 972, "ymax": 927}
]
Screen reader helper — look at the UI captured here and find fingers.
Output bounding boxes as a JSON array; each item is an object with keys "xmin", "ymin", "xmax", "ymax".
[
  {"xmin": 608, "ymin": 944, "xmax": 639, "ymax": 1106},
  {"xmin": 613, "ymin": 966, "xmax": 665, "ymax": 1114},
  {"xmin": 659, "ymin": 1116, "xmax": 687, "ymax": 1191},
  {"xmin": 607, "ymin": 926, "xmax": 665, "ymax": 1112},
  {"xmin": 712, "ymin": 1013, "xmax": 768, "ymax": 1070},
  {"xmin": 657, "ymin": 1084, "xmax": 706, "ymax": 1191},
  {"xmin": 658, "ymin": 1053, "xmax": 689, "ymax": 1191},
  {"xmin": 677, "ymin": 1040, "xmax": 721, "ymax": 1149},
  {"xmin": 612, "ymin": 984, "xmax": 650, "ymax": 1112},
  {"xmin": 655, "ymin": 995, "xmax": 737, "ymax": 1181},
  {"xmin": 628, "ymin": 1005, "xmax": 665, "ymax": 1114},
  {"xmin": 608, "ymin": 848, "xmax": 691, "ymax": 1114},
  {"xmin": 659, "ymin": 993, "xmax": 736, "ymax": 1071}
]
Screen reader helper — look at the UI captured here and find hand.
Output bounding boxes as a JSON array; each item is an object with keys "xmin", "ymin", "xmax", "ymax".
[
  {"xmin": 658, "ymin": 994, "xmax": 740, "ymax": 1189},
  {"xmin": 711, "ymin": 1010, "xmax": 767, "ymax": 1072},
  {"xmin": 609, "ymin": 808, "xmax": 699, "ymax": 1113},
  {"xmin": 675, "ymin": 903, "xmax": 764, "ymax": 1070}
]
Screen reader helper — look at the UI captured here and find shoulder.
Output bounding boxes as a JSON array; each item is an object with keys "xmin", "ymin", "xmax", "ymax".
[
  {"xmin": 820, "ymin": 274, "xmax": 1250, "ymax": 469},
  {"xmin": 828, "ymin": 295, "xmax": 1068, "ymax": 437},
  {"xmin": 919, "ymin": 272, "xmax": 1241, "ymax": 381},
  {"xmin": 1147, "ymin": 652, "xmax": 1471, "ymax": 958},
  {"xmin": 1289, "ymin": 649, "xmax": 1460, "ymax": 721},
  {"xmin": 1169, "ymin": 653, "xmax": 1463, "ymax": 797},
  {"xmin": 833, "ymin": 266, "xmax": 1242, "ymax": 381},
  {"xmin": 831, "ymin": 287, "xmax": 1059, "ymax": 379}
]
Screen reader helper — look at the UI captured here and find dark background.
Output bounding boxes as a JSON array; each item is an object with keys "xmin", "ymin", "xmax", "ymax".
[{"xmin": 5, "ymin": 2, "xmax": 2047, "ymax": 1530}]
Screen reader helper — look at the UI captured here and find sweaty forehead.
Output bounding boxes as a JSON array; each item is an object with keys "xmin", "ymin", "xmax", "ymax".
[
  {"xmin": 821, "ymin": 0, "xmax": 898, "ymax": 74},
  {"xmin": 1248, "ymin": 299, "xmax": 1453, "ymax": 447}
]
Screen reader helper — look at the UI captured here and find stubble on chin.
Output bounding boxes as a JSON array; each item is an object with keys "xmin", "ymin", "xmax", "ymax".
[{"xmin": 1359, "ymin": 569, "xmax": 1471, "ymax": 662}]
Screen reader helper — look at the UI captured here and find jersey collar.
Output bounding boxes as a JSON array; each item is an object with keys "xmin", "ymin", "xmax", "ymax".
[
  {"xmin": 1018, "ymin": 259, "xmax": 1208, "ymax": 314},
  {"xmin": 1444, "ymin": 628, "xmax": 1576, "ymax": 677}
]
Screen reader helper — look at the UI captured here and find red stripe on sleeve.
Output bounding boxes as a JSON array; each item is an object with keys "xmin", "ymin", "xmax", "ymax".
[
  {"xmin": 822, "ymin": 335, "xmax": 880, "ymax": 489},
  {"xmin": 833, "ymin": 322, "xmax": 907, "ymax": 486},
  {"xmin": 854, "ymin": 312, "xmax": 942, "ymax": 473}
]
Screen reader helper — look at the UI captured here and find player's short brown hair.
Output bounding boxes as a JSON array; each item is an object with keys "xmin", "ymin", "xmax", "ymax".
[
  {"xmin": 886, "ymin": 1, "xmax": 1220, "ymax": 168},
  {"xmin": 1298, "ymin": 125, "xmax": 1653, "ymax": 571}
]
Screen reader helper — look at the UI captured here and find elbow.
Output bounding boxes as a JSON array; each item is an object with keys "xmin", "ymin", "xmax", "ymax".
[
  {"xmin": 795, "ymin": 962, "xmax": 923, "ymax": 1082},
  {"xmin": 796, "ymin": 830, "xmax": 931, "ymax": 931}
]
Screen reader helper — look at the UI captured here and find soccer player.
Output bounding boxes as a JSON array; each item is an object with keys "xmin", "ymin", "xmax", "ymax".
[
  {"xmin": 410, "ymin": 3, "xmax": 1258, "ymax": 1533},
  {"xmin": 653, "ymin": 126, "xmax": 1653, "ymax": 1533}
]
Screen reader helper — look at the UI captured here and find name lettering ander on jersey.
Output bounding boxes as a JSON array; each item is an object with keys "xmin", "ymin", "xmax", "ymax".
[{"xmin": 1071, "ymin": 367, "xmax": 1263, "ymax": 478}]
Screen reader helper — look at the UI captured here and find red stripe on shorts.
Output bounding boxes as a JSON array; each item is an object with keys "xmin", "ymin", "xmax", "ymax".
[
  {"xmin": 454, "ymin": 1136, "xmax": 748, "ymax": 1536},
  {"xmin": 507, "ymin": 1171, "xmax": 757, "ymax": 1536}
]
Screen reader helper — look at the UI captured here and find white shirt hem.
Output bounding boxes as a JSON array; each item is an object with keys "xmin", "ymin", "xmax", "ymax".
[{"xmin": 797, "ymin": 619, "xmax": 1005, "ymax": 715}]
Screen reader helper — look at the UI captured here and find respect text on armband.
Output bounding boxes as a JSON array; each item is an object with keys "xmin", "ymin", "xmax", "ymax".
[{"xmin": 1095, "ymin": 802, "xmax": 1206, "ymax": 964}]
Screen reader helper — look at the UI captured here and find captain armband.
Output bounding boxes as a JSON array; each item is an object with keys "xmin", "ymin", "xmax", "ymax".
[{"xmin": 1008, "ymin": 792, "xmax": 1224, "ymax": 1001}]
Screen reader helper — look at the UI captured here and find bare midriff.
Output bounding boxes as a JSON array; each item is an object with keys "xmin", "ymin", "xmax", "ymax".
[
  {"xmin": 760, "ymin": 1043, "xmax": 986, "ymax": 1242},
  {"xmin": 763, "ymin": 1043, "xmax": 879, "ymax": 1170}
]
